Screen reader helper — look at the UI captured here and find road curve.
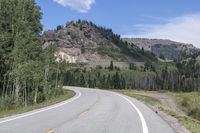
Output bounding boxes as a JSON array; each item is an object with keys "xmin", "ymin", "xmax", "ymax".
[{"xmin": 0, "ymin": 86, "xmax": 175, "ymax": 133}]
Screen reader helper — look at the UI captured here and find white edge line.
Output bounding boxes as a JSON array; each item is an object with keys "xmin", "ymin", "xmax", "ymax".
[
  {"xmin": 114, "ymin": 92, "xmax": 149, "ymax": 133},
  {"xmin": 0, "ymin": 89, "xmax": 81, "ymax": 124}
]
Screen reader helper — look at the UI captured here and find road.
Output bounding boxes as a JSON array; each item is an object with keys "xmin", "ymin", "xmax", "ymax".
[{"xmin": 0, "ymin": 86, "xmax": 175, "ymax": 133}]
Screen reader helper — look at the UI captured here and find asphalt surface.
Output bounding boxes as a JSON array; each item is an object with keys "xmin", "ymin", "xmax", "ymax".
[{"xmin": 0, "ymin": 86, "xmax": 175, "ymax": 133}]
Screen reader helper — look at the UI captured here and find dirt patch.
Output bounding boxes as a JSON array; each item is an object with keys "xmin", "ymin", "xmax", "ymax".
[{"xmin": 136, "ymin": 93, "xmax": 178, "ymax": 111}]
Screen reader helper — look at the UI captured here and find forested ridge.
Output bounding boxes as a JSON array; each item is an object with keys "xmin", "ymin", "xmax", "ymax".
[{"xmin": 0, "ymin": 0, "xmax": 66, "ymax": 111}]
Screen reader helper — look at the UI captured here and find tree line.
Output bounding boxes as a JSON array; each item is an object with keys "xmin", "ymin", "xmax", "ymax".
[
  {"xmin": 63, "ymin": 60, "xmax": 200, "ymax": 92},
  {"xmin": 0, "ymin": 0, "xmax": 64, "ymax": 110}
]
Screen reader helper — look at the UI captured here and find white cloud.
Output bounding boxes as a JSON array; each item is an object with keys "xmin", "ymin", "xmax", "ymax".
[
  {"xmin": 53, "ymin": 0, "xmax": 95, "ymax": 13},
  {"xmin": 123, "ymin": 14, "xmax": 200, "ymax": 48}
]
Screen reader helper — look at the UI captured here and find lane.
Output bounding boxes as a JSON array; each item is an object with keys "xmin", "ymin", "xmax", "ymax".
[
  {"xmin": 114, "ymin": 92, "xmax": 148, "ymax": 133},
  {"xmin": 54, "ymin": 88, "xmax": 142, "ymax": 133},
  {"xmin": 0, "ymin": 87, "xmax": 175, "ymax": 133}
]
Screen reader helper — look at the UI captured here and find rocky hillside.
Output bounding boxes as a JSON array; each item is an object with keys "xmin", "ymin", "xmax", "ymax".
[
  {"xmin": 42, "ymin": 20, "xmax": 156, "ymax": 63},
  {"xmin": 123, "ymin": 38, "xmax": 199, "ymax": 61}
]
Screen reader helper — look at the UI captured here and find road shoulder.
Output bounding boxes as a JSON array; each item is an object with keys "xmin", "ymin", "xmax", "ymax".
[
  {"xmin": 113, "ymin": 90, "xmax": 193, "ymax": 133},
  {"xmin": 0, "ymin": 89, "xmax": 75, "ymax": 119}
]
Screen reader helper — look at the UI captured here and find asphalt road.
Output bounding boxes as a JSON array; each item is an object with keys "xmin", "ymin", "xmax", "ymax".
[{"xmin": 0, "ymin": 86, "xmax": 175, "ymax": 133}]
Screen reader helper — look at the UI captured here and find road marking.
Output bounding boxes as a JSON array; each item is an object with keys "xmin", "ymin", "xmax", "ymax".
[
  {"xmin": 114, "ymin": 93, "xmax": 149, "ymax": 133},
  {"xmin": 46, "ymin": 129, "xmax": 54, "ymax": 133},
  {"xmin": 0, "ymin": 89, "xmax": 81, "ymax": 124},
  {"xmin": 79, "ymin": 111, "xmax": 88, "ymax": 117}
]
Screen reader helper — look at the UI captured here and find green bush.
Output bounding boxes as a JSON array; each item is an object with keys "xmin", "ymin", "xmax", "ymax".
[{"xmin": 0, "ymin": 97, "xmax": 16, "ymax": 111}]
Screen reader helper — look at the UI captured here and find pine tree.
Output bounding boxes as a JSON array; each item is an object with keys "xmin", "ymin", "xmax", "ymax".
[
  {"xmin": 101, "ymin": 75, "xmax": 106, "ymax": 88},
  {"xmin": 106, "ymin": 74, "xmax": 111, "ymax": 89},
  {"xmin": 80, "ymin": 74, "xmax": 86, "ymax": 87},
  {"xmin": 113, "ymin": 72, "xmax": 120, "ymax": 89},
  {"xmin": 109, "ymin": 61, "xmax": 114, "ymax": 70},
  {"xmin": 88, "ymin": 75, "xmax": 93, "ymax": 88}
]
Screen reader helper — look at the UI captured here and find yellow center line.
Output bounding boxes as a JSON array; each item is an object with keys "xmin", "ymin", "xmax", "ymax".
[
  {"xmin": 79, "ymin": 111, "xmax": 88, "ymax": 117},
  {"xmin": 79, "ymin": 95, "xmax": 100, "ymax": 117},
  {"xmin": 46, "ymin": 129, "xmax": 54, "ymax": 133}
]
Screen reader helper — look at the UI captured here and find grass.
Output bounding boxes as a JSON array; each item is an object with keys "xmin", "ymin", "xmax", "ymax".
[
  {"xmin": 166, "ymin": 92, "xmax": 200, "ymax": 133},
  {"xmin": 0, "ymin": 90, "xmax": 75, "ymax": 118},
  {"xmin": 88, "ymin": 61, "xmax": 130, "ymax": 69},
  {"xmin": 97, "ymin": 47, "xmax": 125, "ymax": 61},
  {"xmin": 114, "ymin": 89, "xmax": 161, "ymax": 106},
  {"xmin": 114, "ymin": 89, "xmax": 200, "ymax": 133},
  {"xmin": 168, "ymin": 92, "xmax": 200, "ymax": 121},
  {"xmin": 159, "ymin": 107, "xmax": 200, "ymax": 133}
]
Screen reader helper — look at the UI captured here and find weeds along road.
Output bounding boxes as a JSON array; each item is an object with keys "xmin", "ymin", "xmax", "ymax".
[{"xmin": 0, "ymin": 86, "xmax": 175, "ymax": 133}]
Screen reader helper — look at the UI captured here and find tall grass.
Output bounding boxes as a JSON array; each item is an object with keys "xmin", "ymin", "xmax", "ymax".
[{"xmin": 176, "ymin": 92, "xmax": 200, "ymax": 121}]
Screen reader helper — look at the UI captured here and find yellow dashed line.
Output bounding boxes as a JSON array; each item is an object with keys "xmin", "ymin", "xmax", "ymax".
[
  {"xmin": 46, "ymin": 129, "xmax": 54, "ymax": 133},
  {"xmin": 79, "ymin": 111, "xmax": 88, "ymax": 117},
  {"xmin": 79, "ymin": 97, "xmax": 99, "ymax": 118}
]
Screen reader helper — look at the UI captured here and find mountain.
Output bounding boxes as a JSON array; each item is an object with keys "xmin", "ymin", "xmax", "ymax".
[
  {"xmin": 41, "ymin": 20, "xmax": 156, "ymax": 64},
  {"xmin": 122, "ymin": 38, "xmax": 199, "ymax": 61}
]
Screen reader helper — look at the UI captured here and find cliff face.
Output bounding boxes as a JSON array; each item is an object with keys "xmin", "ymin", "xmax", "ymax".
[
  {"xmin": 123, "ymin": 38, "xmax": 199, "ymax": 60},
  {"xmin": 54, "ymin": 47, "xmax": 104, "ymax": 63},
  {"xmin": 42, "ymin": 20, "xmax": 156, "ymax": 63}
]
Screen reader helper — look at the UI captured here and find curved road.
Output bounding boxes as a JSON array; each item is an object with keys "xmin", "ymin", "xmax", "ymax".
[{"xmin": 0, "ymin": 86, "xmax": 175, "ymax": 133}]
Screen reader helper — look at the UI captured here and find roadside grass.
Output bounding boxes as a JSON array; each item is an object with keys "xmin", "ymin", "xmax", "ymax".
[
  {"xmin": 166, "ymin": 92, "xmax": 200, "ymax": 133},
  {"xmin": 0, "ymin": 90, "xmax": 75, "ymax": 118},
  {"xmin": 114, "ymin": 89, "xmax": 200, "ymax": 133},
  {"xmin": 168, "ymin": 92, "xmax": 200, "ymax": 121},
  {"xmin": 160, "ymin": 107, "xmax": 200, "ymax": 133},
  {"xmin": 114, "ymin": 89, "xmax": 161, "ymax": 106}
]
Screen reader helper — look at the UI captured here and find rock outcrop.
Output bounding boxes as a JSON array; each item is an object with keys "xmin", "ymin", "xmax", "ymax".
[
  {"xmin": 42, "ymin": 20, "xmax": 121, "ymax": 63},
  {"xmin": 42, "ymin": 20, "xmax": 156, "ymax": 63}
]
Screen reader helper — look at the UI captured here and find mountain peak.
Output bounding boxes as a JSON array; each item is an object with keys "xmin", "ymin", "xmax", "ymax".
[{"xmin": 42, "ymin": 20, "xmax": 157, "ymax": 64}]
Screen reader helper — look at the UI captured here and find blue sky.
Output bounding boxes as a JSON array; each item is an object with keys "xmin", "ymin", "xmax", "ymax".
[{"xmin": 36, "ymin": 0, "xmax": 200, "ymax": 47}]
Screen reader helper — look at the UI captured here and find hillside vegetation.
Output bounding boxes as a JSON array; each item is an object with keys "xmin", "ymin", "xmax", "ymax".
[{"xmin": 171, "ymin": 92, "xmax": 200, "ymax": 121}]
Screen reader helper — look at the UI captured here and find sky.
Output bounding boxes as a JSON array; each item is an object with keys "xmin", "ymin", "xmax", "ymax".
[{"xmin": 36, "ymin": 0, "xmax": 200, "ymax": 48}]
